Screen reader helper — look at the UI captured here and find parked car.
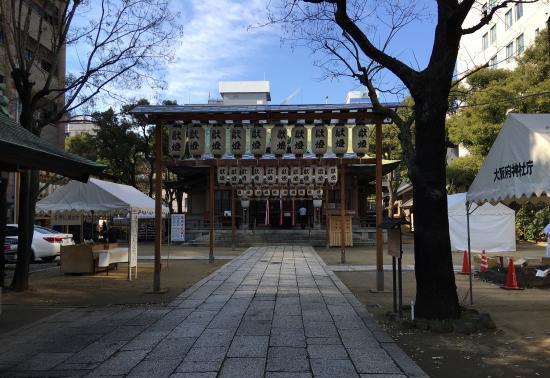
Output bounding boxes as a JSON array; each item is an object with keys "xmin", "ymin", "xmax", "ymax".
[
  {"xmin": 3, "ymin": 236, "xmax": 18, "ymax": 263},
  {"xmin": 5, "ymin": 224, "xmax": 74, "ymax": 262}
]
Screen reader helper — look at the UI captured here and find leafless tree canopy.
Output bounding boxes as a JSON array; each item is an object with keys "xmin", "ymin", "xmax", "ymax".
[{"xmin": 0, "ymin": 0, "xmax": 183, "ymax": 129}]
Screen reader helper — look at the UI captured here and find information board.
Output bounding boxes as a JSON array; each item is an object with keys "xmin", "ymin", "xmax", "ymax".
[{"xmin": 171, "ymin": 214, "xmax": 186, "ymax": 242}]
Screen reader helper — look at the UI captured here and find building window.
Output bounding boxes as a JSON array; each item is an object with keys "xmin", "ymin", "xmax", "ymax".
[
  {"xmin": 506, "ymin": 42, "xmax": 514, "ymax": 63},
  {"xmin": 505, "ymin": 9, "xmax": 513, "ymax": 29},
  {"xmin": 482, "ymin": 32, "xmax": 489, "ymax": 50},
  {"xmin": 490, "ymin": 25, "xmax": 497, "ymax": 44},
  {"xmin": 515, "ymin": 3, "xmax": 523, "ymax": 20},
  {"xmin": 516, "ymin": 33, "xmax": 524, "ymax": 54},
  {"xmin": 490, "ymin": 55, "xmax": 498, "ymax": 68}
]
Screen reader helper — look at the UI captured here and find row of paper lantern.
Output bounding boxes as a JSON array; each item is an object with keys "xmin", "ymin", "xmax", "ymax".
[
  {"xmin": 217, "ymin": 166, "xmax": 338, "ymax": 186},
  {"xmin": 236, "ymin": 188, "xmax": 324, "ymax": 198},
  {"xmin": 168, "ymin": 123, "xmax": 370, "ymax": 159}
]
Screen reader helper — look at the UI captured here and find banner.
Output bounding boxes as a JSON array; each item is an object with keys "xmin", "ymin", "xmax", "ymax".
[{"xmin": 170, "ymin": 213, "xmax": 186, "ymax": 242}]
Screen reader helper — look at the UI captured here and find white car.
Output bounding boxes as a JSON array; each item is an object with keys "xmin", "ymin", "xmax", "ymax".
[{"xmin": 5, "ymin": 224, "xmax": 75, "ymax": 262}]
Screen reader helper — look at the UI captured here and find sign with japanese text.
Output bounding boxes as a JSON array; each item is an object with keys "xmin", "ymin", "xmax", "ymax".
[
  {"xmin": 231, "ymin": 124, "xmax": 246, "ymax": 157},
  {"xmin": 332, "ymin": 124, "xmax": 348, "ymax": 156},
  {"xmin": 170, "ymin": 213, "xmax": 186, "ymax": 242},
  {"xmin": 168, "ymin": 124, "xmax": 184, "ymax": 159},
  {"xmin": 312, "ymin": 125, "xmax": 328, "ymax": 156},
  {"xmin": 251, "ymin": 124, "xmax": 267, "ymax": 156},
  {"xmin": 352, "ymin": 124, "xmax": 369, "ymax": 156},
  {"xmin": 271, "ymin": 124, "xmax": 287, "ymax": 156},
  {"xmin": 188, "ymin": 125, "xmax": 205, "ymax": 158},
  {"xmin": 210, "ymin": 123, "xmax": 226, "ymax": 158}
]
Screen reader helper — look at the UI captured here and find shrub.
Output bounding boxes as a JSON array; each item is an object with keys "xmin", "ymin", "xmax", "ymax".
[{"xmin": 516, "ymin": 204, "xmax": 550, "ymax": 241}]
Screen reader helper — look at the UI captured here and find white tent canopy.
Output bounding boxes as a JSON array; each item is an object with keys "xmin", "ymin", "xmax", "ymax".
[
  {"xmin": 448, "ymin": 193, "xmax": 516, "ymax": 253},
  {"xmin": 36, "ymin": 178, "xmax": 168, "ymax": 216},
  {"xmin": 467, "ymin": 113, "xmax": 550, "ymax": 205}
]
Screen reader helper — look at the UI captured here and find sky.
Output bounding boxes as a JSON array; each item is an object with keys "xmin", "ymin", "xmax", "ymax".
[{"xmin": 67, "ymin": 0, "xmax": 438, "ymax": 108}]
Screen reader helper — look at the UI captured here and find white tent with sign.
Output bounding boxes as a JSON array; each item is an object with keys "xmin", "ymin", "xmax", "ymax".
[
  {"xmin": 448, "ymin": 193, "xmax": 515, "ymax": 252},
  {"xmin": 467, "ymin": 113, "xmax": 550, "ymax": 205},
  {"xmin": 37, "ymin": 178, "xmax": 169, "ymax": 279}
]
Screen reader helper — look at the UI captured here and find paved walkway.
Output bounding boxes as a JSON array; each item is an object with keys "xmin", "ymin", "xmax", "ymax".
[{"xmin": 0, "ymin": 246, "xmax": 426, "ymax": 377}]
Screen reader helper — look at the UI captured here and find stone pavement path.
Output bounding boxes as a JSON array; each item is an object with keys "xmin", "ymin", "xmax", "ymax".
[{"xmin": 0, "ymin": 246, "xmax": 427, "ymax": 377}]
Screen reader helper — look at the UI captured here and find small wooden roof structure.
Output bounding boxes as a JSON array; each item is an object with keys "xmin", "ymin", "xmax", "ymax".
[
  {"xmin": 129, "ymin": 102, "xmax": 394, "ymax": 293},
  {"xmin": 0, "ymin": 114, "xmax": 105, "ymax": 181}
]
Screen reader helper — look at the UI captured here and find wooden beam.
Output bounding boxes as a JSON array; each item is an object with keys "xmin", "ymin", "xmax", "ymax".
[
  {"xmin": 153, "ymin": 123, "xmax": 163, "ymax": 292},
  {"xmin": 209, "ymin": 166, "xmax": 215, "ymax": 263},
  {"xmin": 375, "ymin": 122, "xmax": 384, "ymax": 291},
  {"xmin": 231, "ymin": 187, "xmax": 236, "ymax": 251},
  {"xmin": 340, "ymin": 165, "xmax": 346, "ymax": 264},
  {"xmin": 164, "ymin": 157, "xmax": 377, "ymax": 168},
  {"xmin": 145, "ymin": 111, "xmax": 385, "ymax": 124}
]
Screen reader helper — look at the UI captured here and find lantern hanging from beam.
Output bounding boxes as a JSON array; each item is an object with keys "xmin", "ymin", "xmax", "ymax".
[
  {"xmin": 315, "ymin": 166, "xmax": 326, "ymax": 185},
  {"xmin": 188, "ymin": 124, "xmax": 205, "ymax": 159},
  {"xmin": 217, "ymin": 166, "xmax": 229, "ymax": 185},
  {"xmin": 272, "ymin": 188, "xmax": 280, "ymax": 197},
  {"xmin": 352, "ymin": 122, "xmax": 369, "ymax": 157},
  {"xmin": 168, "ymin": 124, "xmax": 184, "ymax": 159},
  {"xmin": 254, "ymin": 188, "xmax": 262, "ymax": 197},
  {"xmin": 239, "ymin": 166, "xmax": 252, "ymax": 185},
  {"xmin": 291, "ymin": 124, "xmax": 307, "ymax": 156},
  {"xmin": 270, "ymin": 123, "xmax": 287, "ymax": 156},
  {"xmin": 311, "ymin": 123, "xmax": 328, "ymax": 156},
  {"xmin": 252, "ymin": 166, "xmax": 264, "ymax": 185},
  {"xmin": 262, "ymin": 188, "xmax": 271, "ymax": 197},
  {"xmin": 236, "ymin": 189, "xmax": 244, "ymax": 197},
  {"xmin": 231, "ymin": 124, "xmax": 246, "ymax": 157},
  {"xmin": 327, "ymin": 166, "xmax": 338, "ymax": 185},
  {"xmin": 301, "ymin": 166, "xmax": 313, "ymax": 185},
  {"xmin": 244, "ymin": 188, "xmax": 253, "ymax": 197},
  {"xmin": 210, "ymin": 122, "xmax": 226, "ymax": 158},
  {"xmin": 291, "ymin": 166, "xmax": 301, "ymax": 185},
  {"xmin": 298, "ymin": 188, "xmax": 306, "ymax": 197},
  {"xmin": 229, "ymin": 166, "xmax": 239, "ymax": 186},
  {"xmin": 250, "ymin": 123, "xmax": 267, "ymax": 157},
  {"xmin": 306, "ymin": 188, "xmax": 314, "ymax": 196},
  {"xmin": 332, "ymin": 122, "xmax": 348, "ymax": 156},
  {"xmin": 281, "ymin": 188, "xmax": 289, "ymax": 196},
  {"xmin": 265, "ymin": 166, "xmax": 277, "ymax": 185},
  {"xmin": 289, "ymin": 188, "xmax": 297, "ymax": 197},
  {"xmin": 278, "ymin": 166, "xmax": 290, "ymax": 184}
]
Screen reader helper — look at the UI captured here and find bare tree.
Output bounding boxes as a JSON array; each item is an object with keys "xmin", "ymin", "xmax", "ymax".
[
  {"xmin": 269, "ymin": 0, "xmax": 537, "ymax": 319},
  {"xmin": 0, "ymin": 0, "xmax": 183, "ymax": 291}
]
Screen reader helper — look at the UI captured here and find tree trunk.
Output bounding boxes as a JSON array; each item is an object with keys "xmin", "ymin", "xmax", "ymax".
[
  {"xmin": 387, "ymin": 173, "xmax": 394, "ymax": 217},
  {"xmin": 11, "ymin": 170, "xmax": 33, "ymax": 291},
  {"xmin": 411, "ymin": 97, "xmax": 460, "ymax": 319}
]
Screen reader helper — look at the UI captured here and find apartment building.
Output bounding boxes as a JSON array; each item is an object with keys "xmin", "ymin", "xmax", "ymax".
[
  {"xmin": 0, "ymin": 0, "xmax": 68, "ymax": 222},
  {"xmin": 457, "ymin": 1, "xmax": 549, "ymax": 77}
]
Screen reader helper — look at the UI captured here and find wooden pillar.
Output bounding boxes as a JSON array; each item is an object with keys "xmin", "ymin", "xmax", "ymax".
[
  {"xmin": 153, "ymin": 123, "xmax": 163, "ymax": 292},
  {"xmin": 324, "ymin": 187, "xmax": 329, "ymax": 248},
  {"xmin": 231, "ymin": 187, "xmax": 236, "ymax": 250},
  {"xmin": 375, "ymin": 122, "xmax": 384, "ymax": 291},
  {"xmin": 340, "ymin": 164, "xmax": 346, "ymax": 264},
  {"xmin": 209, "ymin": 166, "xmax": 215, "ymax": 263}
]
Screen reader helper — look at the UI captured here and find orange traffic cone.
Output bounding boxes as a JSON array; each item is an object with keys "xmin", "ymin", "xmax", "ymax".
[
  {"xmin": 501, "ymin": 258, "xmax": 523, "ymax": 290},
  {"xmin": 459, "ymin": 250, "xmax": 470, "ymax": 275},
  {"xmin": 479, "ymin": 250, "xmax": 488, "ymax": 272}
]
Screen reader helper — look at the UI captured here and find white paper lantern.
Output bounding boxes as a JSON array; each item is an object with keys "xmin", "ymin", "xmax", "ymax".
[
  {"xmin": 278, "ymin": 166, "xmax": 290, "ymax": 184},
  {"xmin": 298, "ymin": 188, "xmax": 306, "ymax": 197},
  {"xmin": 352, "ymin": 123, "xmax": 369, "ymax": 156},
  {"xmin": 301, "ymin": 166, "xmax": 313, "ymax": 185},
  {"xmin": 245, "ymin": 189, "xmax": 253, "ymax": 197},
  {"xmin": 210, "ymin": 123, "xmax": 226, "ymax": 158},
  {"xmin": 332, "ymin": 123, "xmax": 348, "ymax": 156},
  {"xmin": 311, "ymin": 124, "xmax": 328, "ymax": 156},
  {"xmin": 250, "ymin": 124, "xmax": 267, "ymax": 157},
  {"xmin": 236, "ymin": 189, "xmax": 244, "ymax": 197},
  {"xmin": 315, "ymin": 188, "xmax": 323, "ymax": 197},
  {"xmin": 327, "ymin": 166, "xmax": 338, "ymax": 185},
  {"xmin": 252, "ymin": 166, "xmax": 264, "ymax": 185},
  {"xmin": 306, "ymin": 188, "xmax": 314, "ymax": 196},
  {"xmin": 281, "ymin": 189, "xmax": 289, "ymax": 197},
  {"xmin": 229, "ymin": 166, "xmax": 239, "ymax": 186},
  {"xmin": 231, "ymin": 124, "xmax": 246, "ymax": 157},
  {"xmin": 168, "ymin": 124, "xmax": 184, "ymax": 159},
  {"xmin": 289, "ymin": 188, "xmax": 297, "ymax": 197},
  {"xmin": 188, "ymin": 124, "xmax": 205, "ymax": 158},
  {"xmin": 217, "ymin": 166, "xmax": 229, "ymax": 185},
  {"xmin": 265, "ymin": 166, "xmax": 277, "ymax": 185},
  {"xmin": 270, "ymin": 124, "xmax": 287, "ymax": 156},
  {"xmin": 262, "ymin": 188, "xmax": 271, "ymax": 196},
  {"xmin": 315, "ymin": 166, "xmax": 326, "ymax": 185},
  {"xmin": 272, "ymin": 188, "xmax": 280, "ymax": 197},
  {"xmin": 254, "ymin": 188, "xmax": 262, "ymax": 197},
  {"xmin": 291, "ymin": 166, "xmax": 301, "ymax": 185},
  {"xmin": 239, "ymin": 166, "xmax": 252, "ymax": 185},
  {"xmin": 291, "ymin": 124, "xmax": 307, "ymax": 156}
]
